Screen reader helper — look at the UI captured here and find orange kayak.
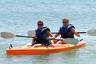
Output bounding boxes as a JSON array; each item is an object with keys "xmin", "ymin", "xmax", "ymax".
[{"xmin": 6, "ymin": 40, "xmax": 86, "ymax": 55}]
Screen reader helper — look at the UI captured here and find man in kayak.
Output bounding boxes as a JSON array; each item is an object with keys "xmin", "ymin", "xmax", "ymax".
[
  {"xmin": 32, "ymin": 20, "xmax": 54, "ymax": 47},
  {"xmin": 54, "ymin": 18, "xmax": 80, "ymax": 44}
]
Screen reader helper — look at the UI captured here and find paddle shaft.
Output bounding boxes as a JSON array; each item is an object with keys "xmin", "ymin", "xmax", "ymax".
[
  {"xmin": 16, "ymin": 32, "xmax": 87, "ymax": 38},
  {"xmin": 16, "ymin": 35, "xmax": 62, "ymax": 41},
  {"xmin": 52, "ymin": 32, "xmax": 86, "ymax": 34},
  {"xmin": 16, "ymin": 35, "xmax": 33, "ymax": 38},
  {"xmin": 16, "ymin": 35, "xmax": 58, "ymax": 40}
]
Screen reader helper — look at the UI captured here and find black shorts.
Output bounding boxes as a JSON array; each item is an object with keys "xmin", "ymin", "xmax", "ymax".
[{"xmin": 32, "ymin": 38, "xmax": 51, "ymax": 46}]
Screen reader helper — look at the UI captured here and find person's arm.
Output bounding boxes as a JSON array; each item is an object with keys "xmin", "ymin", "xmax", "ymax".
[
  {"xmin": 54, "ymin": 27, "xmax": 61, "ymax": 38},
  {"xmin": 54, "ymin": 32, "xmax": 60, "ymax": 38},
  {"xmin": 46, "ymin": 31, "xmax": 56, "ymax": 41},
  {"xmin": 32, "ymin": 31, "xmax": 37, "ymax": 44},
  {"xmin": 46, "ymin": 27, "xmax": 59, "ymax": 39},
  {"xmin": 71, "ymin": 28, "xmax": 80, "ymax": 37},
  {"xmin": 47, "ymin": 31, "xmax": 53, "ymax": 37},
  {"xmin": 32, "ymin": 37, "xmax": 36, "ymax": 42}
]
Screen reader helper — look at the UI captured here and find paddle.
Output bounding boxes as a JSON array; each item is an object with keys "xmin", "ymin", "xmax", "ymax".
[
  {"xmin": 0, "ymin": 31, "xmax": 60, "ymax": 40},
  {"xmin": 27, "ymin": 29, "xmax": 96, "ymax": 36},
  {"xmin": 0, "ymin": 29, "xmax": 96, "ymax": 39},
  {"xmin": 27, "ymin": 29, "xmax": 96, "ymax": 44}
]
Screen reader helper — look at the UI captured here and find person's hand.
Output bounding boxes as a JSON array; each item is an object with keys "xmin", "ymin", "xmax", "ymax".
[
  {"xmin": 49, "ymin": 37, "xmax": 55, "ymax": 40},
  {"xmin": 32, "ymin": 36, "xmax": 37, "ymax": 39},
  {"xmin": 60, "ymin": 38, "xmax": 64, "ymax": 41}
]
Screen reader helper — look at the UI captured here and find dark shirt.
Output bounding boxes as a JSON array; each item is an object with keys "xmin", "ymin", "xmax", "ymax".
[
  {"xmin": 59, "ymin": 24, "xmax": 75, "ymax": 38},
  {"xmin": 34, "ymin": 27, "xmax": 51, "ymax": 46}
]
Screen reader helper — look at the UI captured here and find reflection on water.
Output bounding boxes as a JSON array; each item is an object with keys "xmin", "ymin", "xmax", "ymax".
[
  {"xmin": 0, "ymin": 44, "xmax": 96, "ymax": 64},
  {"xmin": 3, "ymin": 49, "xmax": 84, "ymax": 64}
]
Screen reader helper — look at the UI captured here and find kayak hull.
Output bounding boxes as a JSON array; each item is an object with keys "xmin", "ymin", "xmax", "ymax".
[{"xmin": 6, "ymin": 40, "xmax": 86, "ymax": 55}]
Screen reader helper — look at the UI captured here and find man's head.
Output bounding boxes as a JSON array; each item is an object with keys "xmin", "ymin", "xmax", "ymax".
[
  {"xmin": 37, "ymin": 20, "xmax": 44, "ymax": 28},
  {"xmin": 62, "ymin": 18, "xmax": 69, "ymax": 27}
]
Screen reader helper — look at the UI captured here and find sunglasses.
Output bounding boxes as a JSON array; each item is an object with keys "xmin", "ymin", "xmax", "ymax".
[{"xmin": 38, "ymin": 23, "xmax": 43, "ymax": 25}]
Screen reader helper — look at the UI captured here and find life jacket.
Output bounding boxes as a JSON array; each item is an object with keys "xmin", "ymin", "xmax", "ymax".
[
  {"xmin": 35, "ymin": 27, "xmax": 50, "ymax": 40},
  {"xmin": 59, "ymin": 24, "xmax": 75, "ymax": 38},
  {"xmin": 34, "ymin": 27, "xmax": 51, "ymax": 46}
]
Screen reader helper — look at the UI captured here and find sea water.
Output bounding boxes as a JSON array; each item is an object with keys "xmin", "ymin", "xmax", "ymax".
[{"xmin": 0, "ymin": 0, "xmax": 96, "ymax": 64}]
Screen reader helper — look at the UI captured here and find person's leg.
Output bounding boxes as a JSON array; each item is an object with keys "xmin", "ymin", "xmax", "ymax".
[
  {"xmin": 32, "ymin": 39, "xmax": 42, "ymax": 47},
  {"xmin": 50, "ymin": 40, "xmax": 57, "ymax": 44},
  {"xmin": 32, "ymin": 44, "xmax": 42, "ymax": 47},
  {"xmin": 56, "ymin": 39, "xmax": 66, "ymax": 44},
  {"xmin": 41, "ymin": 40, "xmax": 51, "ymax": 47},
  {"xmin": 56, "ymin": 40, "xmax": 62, "ymax": 44}
]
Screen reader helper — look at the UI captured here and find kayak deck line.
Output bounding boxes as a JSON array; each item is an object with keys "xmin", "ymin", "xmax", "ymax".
[{"xmin": 6, "ymin": 40, "xmax": 86, "ymax": 55}]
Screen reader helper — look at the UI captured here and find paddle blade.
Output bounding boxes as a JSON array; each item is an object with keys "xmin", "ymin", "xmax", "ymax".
[
  {"xmin": 0, "ymin": 32, "xmax": 15, "ymax": 39},
  {"xmin": 28, "ymin": 30, "xmax": 36, "ymax": 37},
  {"xmin": 87, "ymin": 29, "xmax": 96, "ymax": 36}
]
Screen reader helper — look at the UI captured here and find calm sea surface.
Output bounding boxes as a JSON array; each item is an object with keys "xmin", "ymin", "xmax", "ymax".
[{"xmin": 0, "ymin": 0, "xmax": 96, "ymax": 64}]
